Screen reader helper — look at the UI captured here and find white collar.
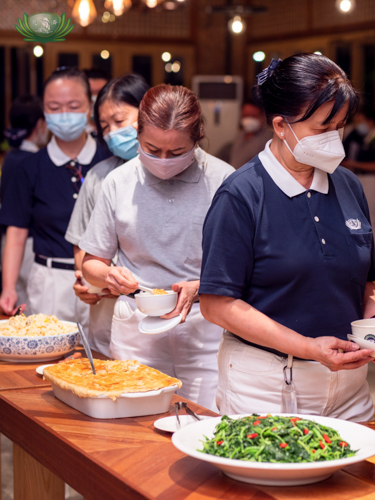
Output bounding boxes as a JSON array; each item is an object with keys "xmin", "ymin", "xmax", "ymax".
[
  {"xmin": 47, "ymin": 134, "xmax": 97, "ymax": 167},
  {"xmin": 259, "ymin": 140, "xmax": 329, "ymax": 198},
  {"xmin": 19, "ymin": 140, "xmax": 39, "ymax": 153}
]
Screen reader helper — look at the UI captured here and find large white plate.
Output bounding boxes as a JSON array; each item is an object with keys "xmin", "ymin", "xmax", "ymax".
[{"xmin": 172, "ymin": 413, "xmax": 375, "ymax": 486}]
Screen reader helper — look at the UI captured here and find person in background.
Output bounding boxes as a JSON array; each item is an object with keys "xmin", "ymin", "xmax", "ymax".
[
  {"xmin": 343, "ymin": 108, "xmax": 375, "ymax": 231},
  {"xmin": 217, "ymin": 101, "xmax": 272, "ymax": 169},
  {"xmin": 200, "ymin": 54, "xmax": 375, "ymax": 421},
  {"xmin": 83, "ymin": 68, "xmax": 111, "ymax": 134},
  {"xmin": 0, "ymin": 95, "xmax": 48, "ymax": 310},
  {"xmin": 79, "ymin": 84, "xmax": 234, "ymax": 409},
  {"xmin": 0, "ymin": 67, "xmax": 108, "ymax": 327},
  {"xmin": 65, "ymin": 74, "xmax": 149, "ymax": 357}
]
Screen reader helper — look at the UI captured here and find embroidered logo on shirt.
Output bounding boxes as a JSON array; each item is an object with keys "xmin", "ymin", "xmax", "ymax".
[{"xmin": 345, "ymin": 218, "xmax": 362, "ymax": 230}]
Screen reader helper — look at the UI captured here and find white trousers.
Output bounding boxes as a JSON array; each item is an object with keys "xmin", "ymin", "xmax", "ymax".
[
  {"xmin": 217, "ymin": 331, "xmax": 375, "ymax": 422},
  {"xmin": 27, "ymin": 262, "xmax": 89, "ymax": 333},
  {"xmin": 1, "ymin": 235, "xmax": 34, "ymax": 306},
  {"xmin": 110, "ymin": 295, "xmax": 222, "ymax": 411}
]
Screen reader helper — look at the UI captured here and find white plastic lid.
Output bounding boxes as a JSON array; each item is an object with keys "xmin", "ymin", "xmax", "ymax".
[{"xmin": 138, "ymin": 315, "xmax": 182, "ymax": 335}]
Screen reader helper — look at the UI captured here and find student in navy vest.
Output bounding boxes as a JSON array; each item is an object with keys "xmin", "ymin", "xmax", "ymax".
[
  {"xmin": 0, "ymin": 67, "xmax": 108, "ymax": 330},
  {"xmin": 200, "ymin": 53, "xmax": 375, "ymax": 421},
  {"xmin": 1, "ymin": 95, "xmax": 48, "ymax": 309}
]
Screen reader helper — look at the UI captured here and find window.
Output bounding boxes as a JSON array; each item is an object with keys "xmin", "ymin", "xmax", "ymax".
[
  {"xmin": 58, "ymin": 53, "xmax": 79, "ymax": 68},
  {"xmin": 132, "ymin": 55, "xmax": 152, "ymax": 86}
]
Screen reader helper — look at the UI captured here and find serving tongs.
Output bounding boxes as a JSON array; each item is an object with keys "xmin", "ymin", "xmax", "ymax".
[
  {"xmin": 77, "ymin": 323, "xmax": 96, "ymax": 375},
  {"xmin": 174, "ymin": 401, "xmax": 201, "ymax": 429}
]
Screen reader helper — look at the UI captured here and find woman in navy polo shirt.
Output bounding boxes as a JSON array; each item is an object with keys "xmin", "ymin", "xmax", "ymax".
[
  {"xmin": 0, "ymin": 67, "xmax": 108, "ymax": 327},
  {"xmin": 200, "ymin": 53, "xmax": 375, "ymax": 421},
  {"xmin": 1, "ymin": 95, "xmax": 48, "ymax": 309}
]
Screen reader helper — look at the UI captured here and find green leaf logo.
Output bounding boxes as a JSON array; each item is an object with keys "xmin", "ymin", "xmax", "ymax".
[{"xmin": 15, "ymin": 13, "xmax": 74, "ymax": 43}]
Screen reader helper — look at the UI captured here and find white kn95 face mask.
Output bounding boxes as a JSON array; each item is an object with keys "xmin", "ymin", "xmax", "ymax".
[{"xmin": 283, "ymin": 121, "xmax": 346, "ymax": 174}]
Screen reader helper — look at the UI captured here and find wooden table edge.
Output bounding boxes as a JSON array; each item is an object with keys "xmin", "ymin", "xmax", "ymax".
[{"xmin": 0, "ymin": 389, "xmax": 154, "ymax": 500}]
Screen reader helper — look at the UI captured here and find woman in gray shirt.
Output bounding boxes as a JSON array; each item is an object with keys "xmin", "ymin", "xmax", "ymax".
[{"xmin": 80, "ymin": 84, "xmax": 234, "ymax": 409}]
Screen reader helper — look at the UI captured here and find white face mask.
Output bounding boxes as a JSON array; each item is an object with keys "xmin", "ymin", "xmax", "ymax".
[
  {"xmin": 283, "ymin": 122, "xmax": 346, "ymax": 174},
  {"xmin": 138, "ymin": 144, "xmax": 196, "ymax": 180},
  {"xmin": 241, "ymin": 117, "xmax": 261, "ymax": 134}
]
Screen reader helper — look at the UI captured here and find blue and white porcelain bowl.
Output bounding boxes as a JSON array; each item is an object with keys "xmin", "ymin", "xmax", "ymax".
[{"xmin": 0, "ymin": 320, "xmax": 79, "ymax": 363}]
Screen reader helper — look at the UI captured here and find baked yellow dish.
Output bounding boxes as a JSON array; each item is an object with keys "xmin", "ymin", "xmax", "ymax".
[{"xmin": 43, "ymin": 359, "xmax": 182, "ymax": 401}]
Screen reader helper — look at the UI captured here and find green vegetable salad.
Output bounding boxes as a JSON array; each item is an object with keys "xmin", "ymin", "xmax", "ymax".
[{"xmin": 199, "ymin": 415, "xmax": 356, "ymax": 463}]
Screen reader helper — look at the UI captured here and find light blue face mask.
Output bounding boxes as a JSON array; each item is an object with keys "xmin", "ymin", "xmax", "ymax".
[
  {"xmin": 104, "ymin": 124, "xmax": 139, "ymax": 161},
  {"xmin": 44, "ymin": 111, "xmax": 88, "ymax": 142}
]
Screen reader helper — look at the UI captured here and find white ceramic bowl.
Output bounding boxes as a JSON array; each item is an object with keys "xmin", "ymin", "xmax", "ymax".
[
  {"xmin": 172, "ymin": 413, "xmax": 375, "ymax": 486},
  {"xmin": 348, "ymin": 333, "xmax": 375, "ymax": 356},
  {"xmin": 0, "ymin": 320, "xmax": 80, "ymax": 362},
  {"xmin": 135, "ymin": 291, "xmax": 177, "ymax": 316},
  {"xmin": 351, "ymin": 318, "xmax": 375, "ymax": 341}
]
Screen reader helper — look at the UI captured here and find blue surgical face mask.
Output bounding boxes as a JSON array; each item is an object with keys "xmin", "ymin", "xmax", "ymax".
[
  {"xmin": 44, "ymin": 111, "xmax": 88, "ymax": 142},
  {"xmin": 104, "ymin": 124, "xmax": 139, "ymax": 160}
]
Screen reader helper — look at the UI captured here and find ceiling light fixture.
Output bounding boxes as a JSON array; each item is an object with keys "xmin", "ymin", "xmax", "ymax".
[
  {"xmin": 336, "ymin": 0, "xmax": 355, "ymax": 13},
  {"xmin": 104, "ymin": 0, "xmax": 132, "ymax": 16},
  {"xmin": 33, "ymin": 45, "xmax": 44, "ymax": 57},
  {"xmin": 72, "ymin": 0, "xmax": 97, "ymax": 27},
  {"xmin": 229, "ymin": 15, "xmax": 245, "ymax": 34},
  {"xmin": 253, "ymin": 51, "xmax": 266, "ymax": 62},
  {"xmin": 162, "ymin": 52, "xmax": 172, "ymax": 62}
]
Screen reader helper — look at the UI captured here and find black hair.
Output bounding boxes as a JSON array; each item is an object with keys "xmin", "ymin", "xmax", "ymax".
[
  {"xmin": 252, "ymin": 53, "xmax": 359, "ymax": 127},
  {"xmin": 43, "ymin": 66, "xmax": 91, "ymax": 102},
  {"xmin": 83, "ymin": 67, "xmax": 111, "ymax": 81},
  {"xmin": 4, "ymin": 95, "xmax": 44, "ymax": 148},
  {"xmin": 94, "ymin": 73, "xmax": 149, "ymax": 142}
]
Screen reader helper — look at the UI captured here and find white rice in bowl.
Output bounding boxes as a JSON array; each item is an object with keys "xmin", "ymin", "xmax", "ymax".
[{"xmin": 0, "ymin": 314, "xmax": 77, "ymax": 337}]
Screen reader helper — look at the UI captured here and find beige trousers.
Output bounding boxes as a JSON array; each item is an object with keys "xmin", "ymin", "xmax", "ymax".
[{"xmin": 216, "ymin": 331, "xmax": 374, "ymax": 422}]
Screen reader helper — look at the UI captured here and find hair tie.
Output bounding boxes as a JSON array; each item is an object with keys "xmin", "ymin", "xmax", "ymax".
[{"xmin": 256, "ymin": 58, "xmax": 282, "ymax": 86}]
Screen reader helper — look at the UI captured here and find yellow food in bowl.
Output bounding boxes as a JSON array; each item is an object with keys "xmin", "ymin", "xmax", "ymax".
[{"xmin": 152, "ymin": 289, "xmax": 168, "ymax": 295}]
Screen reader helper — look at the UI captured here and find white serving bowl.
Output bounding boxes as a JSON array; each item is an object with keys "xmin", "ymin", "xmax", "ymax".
[
  {"xmin": 172, "ymin": 413, "xmax": 375, "ymax": 486},
  {"xmin": 351, "ymin": 318, "xmax": 375, "ymax": 341},
  {"xmin": 135, "ymin": 291, "xmax": 177, "ymax": 316},
  {"xmin": 0, "ymin": 320, "xmax": 80, "ymax": 362}
]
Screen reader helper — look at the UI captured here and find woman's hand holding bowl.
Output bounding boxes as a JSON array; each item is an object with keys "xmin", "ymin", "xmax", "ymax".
[
  {"xmin": 73, "ymin": 270, "xmax": 102, "ymax": 305},
  {"xmin": 105, "ymin": 267, "xmax": 139, "ymax": 296},
  {"xmin": 310, "ymin": 336, "xmax": 374, "ymax": 371},
  {"xmin": 162, "ymin": 280, "xmax": 199, "ymax": 323}
]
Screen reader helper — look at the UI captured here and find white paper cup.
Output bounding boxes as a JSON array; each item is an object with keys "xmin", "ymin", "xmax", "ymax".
[{"xmin": 351, "ymin": 319, "xmax": 375, "ymax": 342}]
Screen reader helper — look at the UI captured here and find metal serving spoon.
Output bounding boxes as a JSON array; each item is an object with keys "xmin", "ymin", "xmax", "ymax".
[
  {"xmin": 77, "ymin": 323, "xmax": 96, "ymax": 375},
  {"xmin": 138, "ymin": 285, "xmax": 155, "ymax": 294}
]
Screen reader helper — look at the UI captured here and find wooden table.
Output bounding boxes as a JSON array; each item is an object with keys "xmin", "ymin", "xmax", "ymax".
[
  {"xmin": 0, "ymin": 345, "xmax": 103, "ymax": 500},
  {"xmin": 0, "ymin": 367, "xmax": 374, "ymax": 500}
]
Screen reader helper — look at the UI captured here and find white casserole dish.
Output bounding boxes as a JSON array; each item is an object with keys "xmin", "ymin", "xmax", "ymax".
[{"xmin": 49, "ymin": 380, "xmax": 179, "ymax": 419}]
